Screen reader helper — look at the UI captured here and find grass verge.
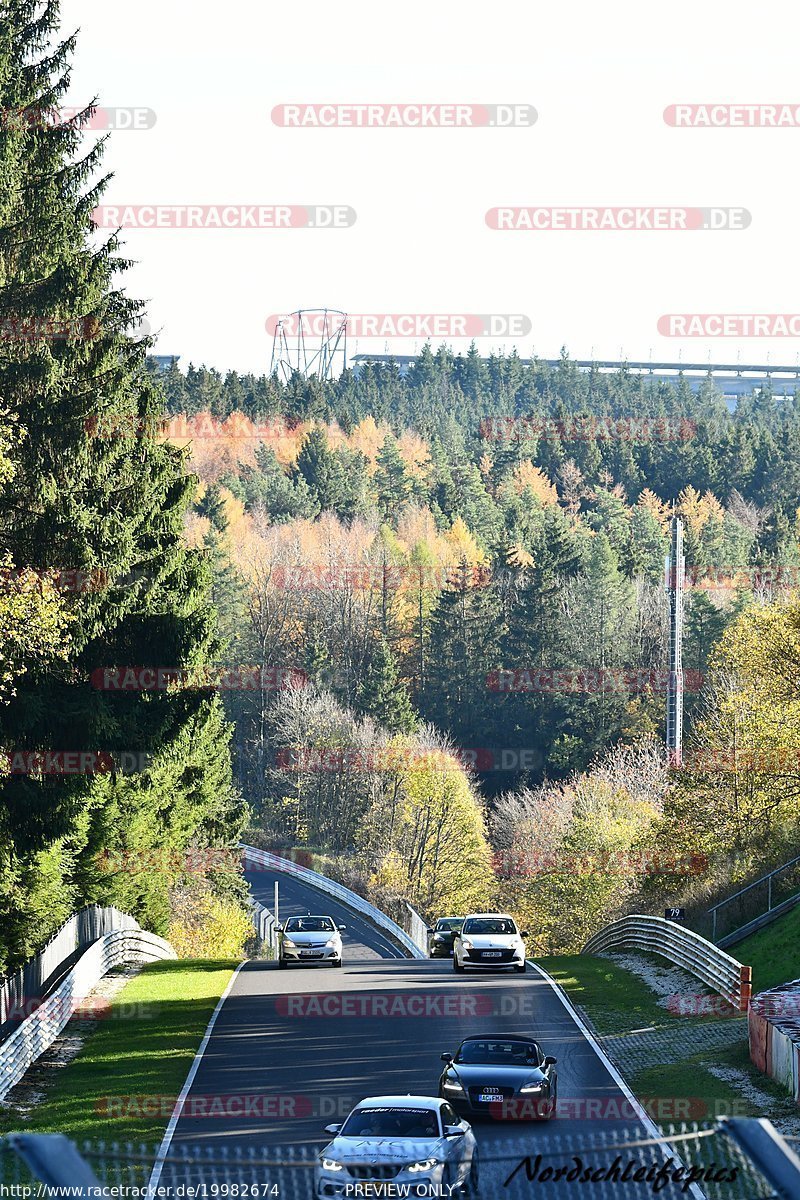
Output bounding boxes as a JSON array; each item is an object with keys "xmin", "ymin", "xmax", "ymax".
[
  {"xmin": 0, "ymin": 959, "xmax": 236, "ymax": 1144},
  {"xmin": 536, "ymin": 953, "xmax": 794, "ymax": 1127},
  {"xmin": 733, "ymin": 904, "xmax": 800, "ymax": 993},
  {"xmin": 538, "ymin": 952, "xmax": 693, "ymax": 1034}
]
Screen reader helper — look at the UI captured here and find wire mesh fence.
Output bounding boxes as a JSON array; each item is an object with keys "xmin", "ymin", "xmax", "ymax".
[{"xmin": 0, "ymin": 1121, "xmax": 786, "ymax": 1199}]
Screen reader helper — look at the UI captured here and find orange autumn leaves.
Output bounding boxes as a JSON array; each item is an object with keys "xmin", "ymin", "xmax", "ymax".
[{"xmin": 167, "ymin": 413, "xmax": 430, "ymax": 484}]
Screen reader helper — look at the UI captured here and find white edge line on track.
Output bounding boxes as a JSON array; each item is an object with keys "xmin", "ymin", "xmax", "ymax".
[
  {"xmin": 146, "ymin": 961, "xmax": 247, "ymax": 1195},
  {"xmin": 528, "ymin": 959, "xmax": 706, "ymax": 1200}
]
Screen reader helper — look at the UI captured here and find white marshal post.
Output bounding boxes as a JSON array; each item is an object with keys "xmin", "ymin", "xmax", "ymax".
[{"xmin": 665, "ymin": 516, "xmax": 685, "ymax": 766}]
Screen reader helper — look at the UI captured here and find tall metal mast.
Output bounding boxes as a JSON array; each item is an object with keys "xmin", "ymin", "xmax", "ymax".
[{"xmin": 665, "ymin": 516, "xmax": 685, "ymax": 766}]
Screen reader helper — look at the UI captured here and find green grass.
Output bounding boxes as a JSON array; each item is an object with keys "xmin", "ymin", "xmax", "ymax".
[
  {"xmin": 536, "ymin": 952, "xmax": 795, "ymax": 1127},
  {"xmin": 537, "ymin": 953, "xmax": 692, "ymax": 1034},
  {"xmin": 733, "ymin": 903, "xmax": 800, "ymax": 993},
  {"xmin": 0, "ymin": 960, "xmax": 236, "ymax": 1144},
  {"xmin": 631, "ymin": 1040, "xmax": 796, "ymax": 1127}
]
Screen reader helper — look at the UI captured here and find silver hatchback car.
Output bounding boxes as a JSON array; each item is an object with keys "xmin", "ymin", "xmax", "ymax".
[{"xmin": 278, "ymin": 914, "xmax": 346, "ymax": 967}]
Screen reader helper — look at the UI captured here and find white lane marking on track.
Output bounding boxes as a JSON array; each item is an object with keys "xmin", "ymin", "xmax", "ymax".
[
  {"xmin": 528, "ymin": 960, "xmax": 705, "ymax": 1200},
  {"xmin": 146, "ymin": 961, "xmax": 246, "ymax": 1194}
]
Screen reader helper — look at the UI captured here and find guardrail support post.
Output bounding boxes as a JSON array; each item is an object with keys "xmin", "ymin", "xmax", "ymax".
[
  {"xmin": 7, "ymin": 1134, "xmax": 103, "ymax": 1195},
  {"xmin": 740, "ymin": 964, "xmax": 752, "ymax": 1011},
  {"xmin": 721, "ymin": 1118, "xmax": 800, "ymax": 1199}
]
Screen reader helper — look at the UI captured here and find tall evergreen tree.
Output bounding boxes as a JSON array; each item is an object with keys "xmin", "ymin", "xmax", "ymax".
[
  {"xmin": 357, "ymin": 637, "xmax": 416, "ymax": 733},
  {"xmin": 0, "ymin": 0, "xmax": 242, "ymax": 964}
]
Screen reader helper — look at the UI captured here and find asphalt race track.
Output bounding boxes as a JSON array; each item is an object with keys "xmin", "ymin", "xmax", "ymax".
[{"xmin": 153, "ymin": 870, "xmax": 716, "ymax": 1198}]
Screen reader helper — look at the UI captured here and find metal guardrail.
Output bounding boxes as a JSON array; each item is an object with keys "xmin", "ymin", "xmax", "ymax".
[
  {"xmin": 0, "ymin": 904, "xmax": 140, "ymax": 1031},
  {"xmin": 240, "ymin": 845, "xmax": 425, "ymax": 958},
  {"xmin": 403, "ymin": 899, "xmax": 432, "ymax": 955},
  {"xmin": 250, "ymin": 897, "xmax": 278, "ymax": 952},
  {"xmin": 710, "ymin": 853, "xmax": 800, "ymax": 943},
  {"xmin": 0, "ymin": 928, "xmax": 175, "ymax": 1102},
  {"xmin": 583, "ymin": 914, "xmax": 752, "ymax": 1011}
]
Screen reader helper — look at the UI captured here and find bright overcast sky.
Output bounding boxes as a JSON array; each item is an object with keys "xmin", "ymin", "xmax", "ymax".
[{"xmin": 58, "ymin": 0, "xmax": 800, "ymax": 376}]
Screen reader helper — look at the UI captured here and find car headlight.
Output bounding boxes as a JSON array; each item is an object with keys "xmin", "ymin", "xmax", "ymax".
[
  {"xmin": 321, "ymin": 1158, "xmax": 343, "ymax": 1172},
  {"xmin": 461, "ymin": 939, "xmax": 473, "ymax": 950},
  {"xmin": 432, "ymin": 933, "xmax": 444, "ymax": 941},
  {"xmin": 408, "ymin": 1159, "xmax": 438, "ymax": 1173},
  {"xmin": 325, "ymin": 939, "xmax": 337, "ymax": 948},
  {"xmin": 283, "ymin": 938, "xmax": 296, "ymax": 948},
  {"xmin": 520, "ymin": 1081, "xmax": 545, "ymax": 1093},
  {"xmin": 442, "ymin": 1075, "xmax": 464, "ymax": 1093}
]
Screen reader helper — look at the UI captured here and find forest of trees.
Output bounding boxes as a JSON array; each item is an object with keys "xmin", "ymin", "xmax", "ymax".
[{"xmin": 138, "ymin": 355, "xmax": 800, "ymax": 950}]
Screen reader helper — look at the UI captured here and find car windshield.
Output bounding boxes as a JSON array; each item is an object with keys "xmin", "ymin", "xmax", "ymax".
[
  {"xmin": 436, "ymin": 919, "xmax": 463, "ymax": 932},
  {"xmin": 455, "ymin": 1039, "xmax": 540, "ymax": 1066},
  {"xmin": 284, "ymin": 917, "xmax": 335, "ymax": 932},
  {"xmin": 340, "ymin": 1107, "xmax": 440, "ymax": 1139},
  {"xmin": 462, "ymin": 918, "xmax": 516, "ymax": 935}
]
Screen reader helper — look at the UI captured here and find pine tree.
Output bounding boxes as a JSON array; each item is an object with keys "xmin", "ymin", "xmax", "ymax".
[
  {"xmin": 197, "ymin": 482, "xmax": 230, "ymax": 531},
  {"xmin": 374, "ymin": 434, "xmax": 411, "ymax": 516},
  {"xmin": 0, "ymin": 1, "xmax": 242, "ymax": 963},
  {"xmin": 357, "ymin": 637, "xmax": 416, "ymax": 733}
]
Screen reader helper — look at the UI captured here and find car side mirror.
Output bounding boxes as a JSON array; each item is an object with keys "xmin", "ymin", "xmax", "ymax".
[
  {"xmin": 324, "ymin": 1123, "xmax": 341, "ymax": 1135},
  {"xmin": 444, "ymin": 1125, "xmax": 465, "ymax": 1137},
  {"xmin": 440, "ymin": 1052, "xmax": 453, "ymax": 1062},
  {"xmin": 338, "ymin": 924, "xmax": 346, "ymax": 930},
  {"xmin": 544, "ymin": 1055, "xmax": 557, "ymax": 1066},
  {"xmin": 520, "ymin": 930, "xmax": 530, "ymax": 938}
]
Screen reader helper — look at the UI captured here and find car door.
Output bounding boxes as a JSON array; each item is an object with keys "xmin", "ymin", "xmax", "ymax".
[{"xmin": 439, "ymin": 1101, "xmax": 472, "ymax": 1181}]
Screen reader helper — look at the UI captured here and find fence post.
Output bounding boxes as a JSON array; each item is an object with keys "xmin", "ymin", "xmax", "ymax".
[
  {"xmin": 721, "ymin": 1118, "xmax": 800, "ymax": 1199},
  {"xmin": 740, "ymin": 964, "xmax": 752, "ymax": 1011},
  {"xmin": 7, "ymin": 1134, "xmax": 103, "ymax": 1194}
]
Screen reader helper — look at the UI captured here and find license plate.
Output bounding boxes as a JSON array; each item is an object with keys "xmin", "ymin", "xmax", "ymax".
[
  {"xmin": 478, "ymin": 1092, "xmax": 501, "ymax": 1102},
  {"xmin": 482, "ymin": 951, "xmax": 502, "ymax": 957},
  {"xmin": 299, "ymin": 949, "xmax": 317, "ymax": 956}
]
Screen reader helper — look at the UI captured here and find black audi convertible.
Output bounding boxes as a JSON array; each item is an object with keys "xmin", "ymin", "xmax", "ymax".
[{"xmin": 438, "ymin": 1034, "xmax": 558, "ymax": 1121}]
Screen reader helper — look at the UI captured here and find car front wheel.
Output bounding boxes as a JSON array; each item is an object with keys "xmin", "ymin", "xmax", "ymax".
[
  {"xmin": 453, "ymin": 955, "xmax": 464, "ymax": 972},
  {"xmin": 514, "ymin": 961, "xmax": 527, "ymax": 973}
]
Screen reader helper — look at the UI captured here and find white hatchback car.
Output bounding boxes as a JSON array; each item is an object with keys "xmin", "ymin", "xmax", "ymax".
[
  {"xmin": 453, "ymin": 913, "xmax": 528, "ymax": 973},
  {"xmin": 316, "ymin": 1095, "xmax": 478, "ymax": 1197},
  {"xmin": 277, "ymin": 914, "xmax": 345, "ymax": 967}
]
